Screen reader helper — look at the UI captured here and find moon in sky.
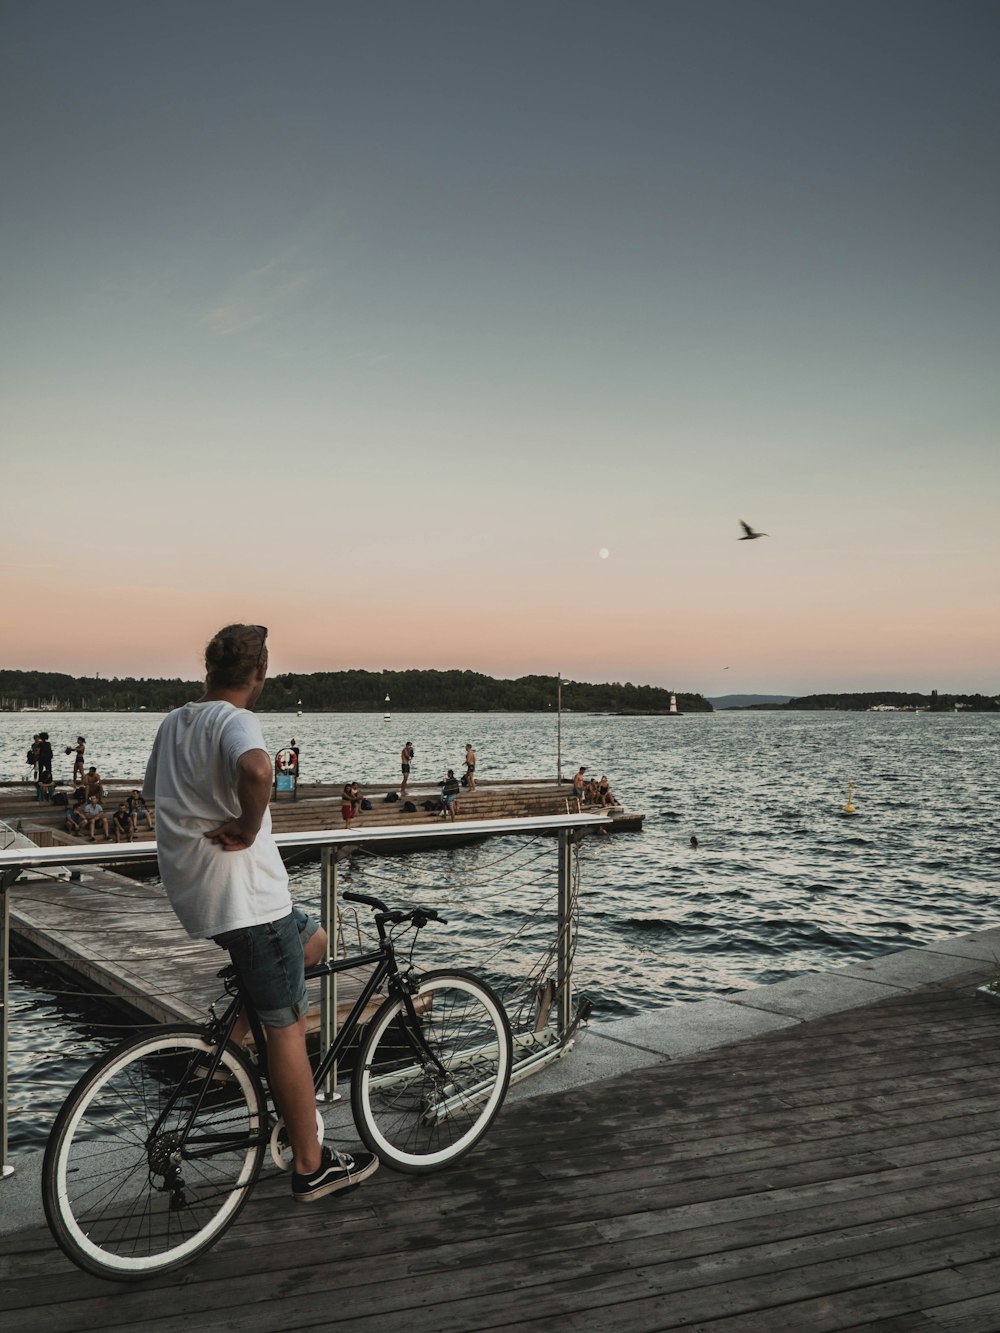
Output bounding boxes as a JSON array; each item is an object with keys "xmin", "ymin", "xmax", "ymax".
[{"xmin": 599, "ymin": 548, "xmax": 610, "ymax": 560}]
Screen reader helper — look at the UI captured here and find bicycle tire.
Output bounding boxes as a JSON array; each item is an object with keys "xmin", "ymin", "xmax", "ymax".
[
  {"xmin": 43, "ymin": 1024, "xmax": 267, "ymax": 1281},
  {"xmin": 351, "ymin": 969, "xmax": 512, "ymax": 1173}
]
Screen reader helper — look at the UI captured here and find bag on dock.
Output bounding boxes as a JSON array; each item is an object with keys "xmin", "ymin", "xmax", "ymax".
[
  {"xmin": 384, "ymin": 790, "xmax": 399, "ymax": 803},
  {"xmin": 360, "ymin": 798, "xmax": 373, "ymax": 810},
  {"xmin": 402, "ymin": 800, "xmax": 417, "ymax": 812}
]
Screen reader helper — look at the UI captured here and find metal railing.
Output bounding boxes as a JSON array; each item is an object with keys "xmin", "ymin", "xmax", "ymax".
[{"xmin": 0, "ymin": 811, "xmax": 607, "ymax": 1176}]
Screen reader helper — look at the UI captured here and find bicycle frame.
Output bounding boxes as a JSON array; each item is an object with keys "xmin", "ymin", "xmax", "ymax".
[{"xmin": 165, "ymin": 921, "xmax": 445, "ymax": 1165}]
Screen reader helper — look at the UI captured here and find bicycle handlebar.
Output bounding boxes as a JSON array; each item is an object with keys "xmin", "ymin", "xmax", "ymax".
[
  {"xmin": 342, "ymin": 891, "xmax": 388, "ymax": 912},
  {"xmin": 341, "ymin": 890, "xmax": 447, "ymax": 928}
]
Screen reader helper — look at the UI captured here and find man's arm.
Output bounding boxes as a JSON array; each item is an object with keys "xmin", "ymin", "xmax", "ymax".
[{"xmin": 204, "ymin": 748, "xmax": 273, "ymax": 851}]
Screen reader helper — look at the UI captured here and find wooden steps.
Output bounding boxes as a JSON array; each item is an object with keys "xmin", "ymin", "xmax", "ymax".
[{"xmin": 1, "ymin": 778, "xmax": 640, "ymax": 854}]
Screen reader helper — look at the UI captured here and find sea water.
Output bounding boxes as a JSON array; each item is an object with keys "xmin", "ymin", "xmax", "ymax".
[{"xmin": 3, "ymin": 708, "xmax": 998, "ymax": 1148}]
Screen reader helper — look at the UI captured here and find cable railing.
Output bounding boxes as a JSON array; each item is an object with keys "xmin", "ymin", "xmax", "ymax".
[{"xmin": 1, "ymin": 812, "xmax": 608, "ymax": 1177}]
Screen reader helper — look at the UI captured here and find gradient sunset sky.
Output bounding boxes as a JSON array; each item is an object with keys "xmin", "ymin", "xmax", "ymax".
[{"xmin": 2, "ymin": 1, "xmax": 997, "ymax": 695}]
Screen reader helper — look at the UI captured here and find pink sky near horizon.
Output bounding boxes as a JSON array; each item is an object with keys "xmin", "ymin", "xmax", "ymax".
[{"xmin": 2, "ymin": 557, "xmax": 995, "ymax": 697}]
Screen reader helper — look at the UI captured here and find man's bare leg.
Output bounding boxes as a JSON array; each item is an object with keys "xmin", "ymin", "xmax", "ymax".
[{"xmin": 266, "ymin": 1019, "xmax": 322, "ymax": 1175}]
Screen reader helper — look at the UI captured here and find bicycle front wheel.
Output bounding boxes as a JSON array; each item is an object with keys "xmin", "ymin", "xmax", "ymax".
[
  {"xmin": 352, "ymin": 969, "xmax": 512, "ymax": 1173},
  {"xmin": 43, "ymin": 1025, "xmax": 267, "ymax": 1281}
]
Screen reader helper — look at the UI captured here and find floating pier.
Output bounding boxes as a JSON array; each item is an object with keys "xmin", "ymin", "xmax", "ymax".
[{"xmin": 0, "ymin": 776, "xmax": 644, "ymax": 870}]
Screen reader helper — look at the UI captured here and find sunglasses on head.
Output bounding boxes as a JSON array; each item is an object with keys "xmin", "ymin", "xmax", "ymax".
[{"xmin": 253, "ymin": 625, "xmax": 268, "ymax": 669}]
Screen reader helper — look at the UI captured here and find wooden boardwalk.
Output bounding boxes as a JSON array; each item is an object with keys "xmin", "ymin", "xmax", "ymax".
[{"xmin": 3, "ymin": 966, "xmax": 1000, "ymax": 1330}]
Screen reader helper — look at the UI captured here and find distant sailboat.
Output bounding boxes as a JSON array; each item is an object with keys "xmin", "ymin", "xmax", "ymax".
[{"xmin": 384, "ymin": 693, "xmax": 391, "ymax": 720}]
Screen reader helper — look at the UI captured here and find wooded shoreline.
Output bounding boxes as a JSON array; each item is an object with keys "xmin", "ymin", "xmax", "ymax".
[{"xmin": 0, "ymin": 667, "xmax": 711, "ymax": 714}]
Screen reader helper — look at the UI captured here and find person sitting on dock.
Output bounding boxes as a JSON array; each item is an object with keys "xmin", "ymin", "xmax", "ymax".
[
  {"xmin": 584, "ymin": 776, "xmax": 600, "ymax": 805},
  {"xmin": 82, "ymin": 796, "xmax": 109, "ymax": 842},
  {"xmin": 84, "ymin": 766, "xmax": 104, "ymax": 802},
  {"xmin": 112, "ymin": 801, "xmax": 134, "ymax": 843},
  {"xmin": 440, "ymin": 769, "xmax": 461, "ymax": 820},
  {"xmin": 400, "ymin": 740, "xmax": 414, "ymax": 795},
  {"xmin": 65, "ymin": 801, "xmax": 86, "ymax": 836},
  {"xmin": 143, "ymin": 622, "xmax": 378, "ymax": 1203},
  {"xmin": 597, "ymin": 775, "xmax": 615, "ymax": 807},
  {"xmin": 128, "ymin": 788, "xmax": 154, "ymax": 830}
]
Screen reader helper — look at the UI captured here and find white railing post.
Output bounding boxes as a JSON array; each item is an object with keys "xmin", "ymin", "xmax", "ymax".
[
  {"xmin": 1, "ymin": 868, "xmax": 16, "ymax": 1177},
  {"xmin": 556, "ymin": 829, "xmax": 574, "ymax": 1041},
  {"xmin": 318, "ymin": 845, "xmax": 339, "ymax": 1101}
]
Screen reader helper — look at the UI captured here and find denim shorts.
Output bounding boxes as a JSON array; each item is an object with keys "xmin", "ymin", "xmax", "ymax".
[{"xmin": 213, "ymin": 907, "xmax": 318, "ymax": 1029}]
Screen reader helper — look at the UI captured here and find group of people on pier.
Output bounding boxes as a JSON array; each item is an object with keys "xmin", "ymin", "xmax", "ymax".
[
  {"xmin": 66, "ymin": 787, "xmax": 153, "ymax": 843},
  {"xmin": 571, "ymin": 766, "xmax": 617, "ymax": 809},
  {"xmin": 340, "ymin": 740, "xmax": 478, "ymax": 827}
]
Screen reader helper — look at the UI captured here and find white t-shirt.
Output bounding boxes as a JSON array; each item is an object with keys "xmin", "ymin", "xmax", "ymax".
[{"xmin": 143, "ymin": 700, "xmax": 291, "ymax": 939}]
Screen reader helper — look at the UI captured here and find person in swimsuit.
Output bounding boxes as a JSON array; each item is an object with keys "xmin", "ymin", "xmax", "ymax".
[
  {"xmin": 400, "ymin": 741, "xmax": 414, "ymax": 795},
  {"xmin": 341, "ymin": 782, "xmax": 358, "ymax": 828},
  {"xmin": 71, "ymin": 737, "xmax": 86, "ymax": 783},
  {"xmin": 84, "ymin": 766, "xmax": 104, "ymax": 802},
  {"xmin": 464, "ymin": 743, "xmax": 476, "ymax": 791},
  {"xmin": 572, "ymin": 767, "xmax": 586, "ymax": 807}
]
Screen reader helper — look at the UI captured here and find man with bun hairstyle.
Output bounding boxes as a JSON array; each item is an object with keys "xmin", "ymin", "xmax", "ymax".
[{"xmin": 143, "ymin": 624, "xmax": 378, "ymax": 1202}]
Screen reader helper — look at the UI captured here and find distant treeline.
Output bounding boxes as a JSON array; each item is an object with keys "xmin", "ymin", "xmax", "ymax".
[
  {"xmin": 0, "ymin": 668, "xmax": 711, "ymax": 715},
  {"xmin": 748, "ymin": 691, "xmax": 999, "ymax": 712}
]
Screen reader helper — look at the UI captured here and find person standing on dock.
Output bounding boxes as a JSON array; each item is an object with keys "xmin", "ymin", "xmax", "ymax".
[
  {"xmin": 400, "ymin": 740, "xmax": 414, "ymax": 795},
  {"xmin": 37, "ymin": 731, "xmax": 54, "ymax": 793},
  {"xmin": 70, "ymin": 736, "xmax": 86, "ymax": 783},
  {"xmin": 464, "ymin": 743, "xmax": 476, "ymax": 791},
  {"xmin": 440, "ymin": 768, "xmax": 461, "ymax": 820},
  {"xmin": 572, "ymin": 766, "xmax": 587, "ymax": 807},
  {"xmin": 143, "ymin": 623, "xmax": 378, "ymax": 1203}
]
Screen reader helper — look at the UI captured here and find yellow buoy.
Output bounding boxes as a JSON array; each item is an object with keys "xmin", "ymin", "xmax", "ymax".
[{"xmin": 843, "ymin": 781, "xmax": 857, "ymax": 815}]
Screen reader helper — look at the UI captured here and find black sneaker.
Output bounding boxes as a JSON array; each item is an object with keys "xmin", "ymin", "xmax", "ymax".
[{"xmin": 292, "ymin": 1147, "xmax": 380, "ymax": 1203}]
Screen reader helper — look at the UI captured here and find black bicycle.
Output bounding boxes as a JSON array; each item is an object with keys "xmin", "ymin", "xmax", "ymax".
[{"xmin": 42, "ymin": 891, "xmax": 513, "ymax": 1281}]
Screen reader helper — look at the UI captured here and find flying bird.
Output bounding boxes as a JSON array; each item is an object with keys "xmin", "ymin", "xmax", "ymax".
[{"xmin": 738, "ymin": 520, "xmax": 768, "ymax": 540}]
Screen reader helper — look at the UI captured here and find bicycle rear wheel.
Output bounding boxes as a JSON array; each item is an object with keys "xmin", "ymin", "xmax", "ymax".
[
  {"xmin": 352, "ymin": 969, "xmax": 512, "ymax": 1173},
  {"xmin": 43, "ymin": 1024, "xmax": 266, "ymax": 1280}
]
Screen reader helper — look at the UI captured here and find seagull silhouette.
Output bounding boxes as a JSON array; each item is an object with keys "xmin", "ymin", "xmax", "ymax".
[{"xmin": 738, "ymin": 520, "xmax": 768, "ymax": 540}]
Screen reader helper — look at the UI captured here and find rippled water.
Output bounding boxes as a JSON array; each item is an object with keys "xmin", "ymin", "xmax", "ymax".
[{"xmin": 4, "ymin": 708, "xmax": 999, "ymax": 1148}]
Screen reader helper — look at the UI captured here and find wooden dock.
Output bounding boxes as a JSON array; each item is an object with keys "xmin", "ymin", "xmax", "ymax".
[
  {"xmin": 2, "ymin": 777, "xmax": 643, "ymax": 868},
  {"xmin": 2, "ymin": 964, "xmax": 999, "ymax": 1328}
]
